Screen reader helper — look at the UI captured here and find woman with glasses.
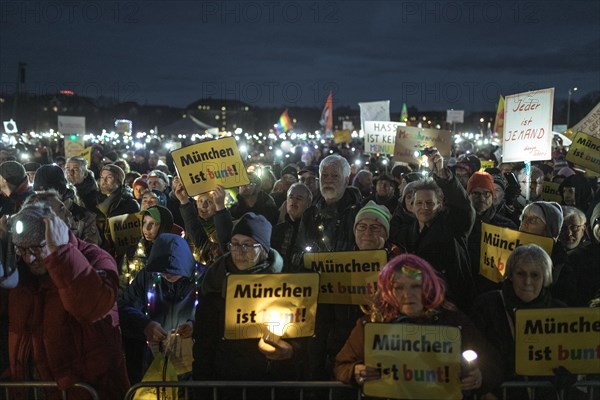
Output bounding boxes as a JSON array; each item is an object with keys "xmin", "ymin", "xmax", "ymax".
[
  {"xmin": 193, "ymin": 212, "xmax": 307, "ymax": 399},
  {"xmin": 519, "ymin": 201, "xmax": 576, "ymax": 305}
]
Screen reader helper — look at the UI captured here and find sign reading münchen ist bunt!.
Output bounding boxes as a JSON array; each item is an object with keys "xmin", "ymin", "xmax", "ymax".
[{"xmin": 171, "ymin": 137, "xmax": 249, "ymax": 197}]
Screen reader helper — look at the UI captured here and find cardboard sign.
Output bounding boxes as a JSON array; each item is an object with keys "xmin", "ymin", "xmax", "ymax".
[
  {"xmin": 108, "ymin": 213, "xmax": 142, "ymax": 256},
  {"xmin": 359, "ymin": 100, "xmax": 390, "ymax": 131},
  {"xmin": 58, "ymin": 115, "xmax": 85, "ymax": 134},
  {"xmin": 541, "ymin": 181, "xmax": 562, "ymax": 202},
  {"xmin": 64, "ymin": 135, "xmax": 85, "ymax": 159},
  {"xmin": 364, "ymin": 323, "xmax": 462, "ymax": 400},
  {"xmin": 223, "ymin": 273, "xmax": 319, "ymax": 340},
  {"xmin": 565, "ymin": 132, "xmax": 600, "ymax": 173},
  {"xmin": 171, "ymin": 137, "xmax": 249, "ymax": 197},
  {"xmin": 333, "ymin": 130, "xmax": 352, "ymax": 144},
  {"xmin": 479, "ymin": 160, "xmax": 495, "ymax": 172},
  {"xmin": 364, "ymin": 121, "xmax": 407, "ymax": 155},
  {"xmin": 479, "ymin": 223, "xmax": 554, "ymax": 283},
  {"xmin": 303, "ymin": 250, "xmax": 387, "ymax": 304},
  {"xmin": 515, "ymin": 308, "xmax": 600, "ymax": 375},
  {"xmin": 2, "ymin": 119, "xmax": 17, "ymax": 133},
  {"xmin": 502, "ymin": 88, "xmax": 554, "ymax": 162},
  {"xmin": 393, "ymin": 126, "xmax": 452, "ymax": 165},
  {"xmin": 567, "ymin": 102, "xmax": 600, "ymax": 139}
]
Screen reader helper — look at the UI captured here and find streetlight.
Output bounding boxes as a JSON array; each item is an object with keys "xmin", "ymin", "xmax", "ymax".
[{"xmin": 567, "ymin": 87, "xmax": 578, "ymax": 127}]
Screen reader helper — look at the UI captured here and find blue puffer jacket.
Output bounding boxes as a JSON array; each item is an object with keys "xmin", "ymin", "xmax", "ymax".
[{"xmin": 118, "ymin": 233, "xmax": 204, "ymax": 339}]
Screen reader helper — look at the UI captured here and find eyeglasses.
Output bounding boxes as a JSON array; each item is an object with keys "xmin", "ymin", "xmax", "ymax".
[
  {"xmin": 355, "ymin": 223, "xmax": 384, "ymax": 233},
  {"xmin": 15, "ymin": 242, "xmax": 46, "ymax": 258},
  {"xmin": 470, "ymin": 191, "xmax": 492, "ymax": 199},
  {"xmin": 227, "ymin": 242, "xmax": 262, "ymax": 253},
  {"xmin": 521, "ymin": 215, "xmax": 544, "ymax": 225},
  {"xmin": 565, "ymin": 224, "xmax": 585, "ymax": 233}
]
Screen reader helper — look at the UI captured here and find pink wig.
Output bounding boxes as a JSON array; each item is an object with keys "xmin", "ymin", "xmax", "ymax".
[{"xmin": 372, "ymin": 254, "xmax": 448, "ymax": 322}]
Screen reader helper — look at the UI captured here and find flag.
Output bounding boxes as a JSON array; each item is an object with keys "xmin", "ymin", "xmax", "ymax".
[
  {"xmin": 320, "ymin": 91, "xmax": 333, "ymax": 134},
  {"xmin": 493, "ymin": 95, "xmax": 505, "ymax": 139},
  {"xmin": 276, "ymin": 109, "xmax": 293, "ymax": 133},
  {"xmin": 401, "ymin": 102, "xmax": 408, "ymax": 123}
]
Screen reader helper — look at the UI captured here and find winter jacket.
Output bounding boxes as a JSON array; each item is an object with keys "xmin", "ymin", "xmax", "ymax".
[
  {"xmin": 95, "ymin": 186, "xmax": 140, "ymax": 251},
  {"xmin": 334, "ymin": 308, "xmax": 503, "ymax": 397},
  {"xmin": 229, "ymin": 190, "xmax": 280, "ymax": 226},
  {"xmin": 8, "ymin": 233, "xmax": 129, "ymax": 400},
  {"xmin": 390, "ymin": 172, "xmax": 476, "ymax": 310},
  {"xmin": 73, "ymin": 173, "xmax": 99, "ymax": 214},
  {"xmin": 271, "ymin": 205, "xmax": 319, "ymax": 272},
  {"xmin": 69, "ymin": 201, "xmax": 101, "ymax": 245}
]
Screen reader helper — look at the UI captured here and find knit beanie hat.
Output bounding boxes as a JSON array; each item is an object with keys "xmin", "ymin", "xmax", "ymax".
[
  {"xmin": 231, "ymin": 212, "xmax": 271, "ymax": 252},
  {"xmin": 467, "ymin": 172, "xmax": 495, "ymax": 196},
  {"xmin": 141, "ymin": 205, "xmax": 174, "ymax": 235},
  {"xmin": 100, "ymin": 164, "xmax": 125, "ymax": 185},
  {"xmin": 354, "ymin": 200, "xmax": 391, "ymax": 238},
  {"xmin": 33, "ymin": 164, "xmax": 68, "ymax": 195},
  {"xmin": 492, "ymin": 174, "xmax": 506, "ymax": 192},
  {"xmin": 0, "ymin": 161, "xmax": 26, "ymax": 186},
  {"xmin": 24, "ymin": 162, "xmax": 41, "ymax": 173},
  {"xmin": 533, "ymin": 201, "xmax": 564, "ymax": 238},
  {"xmin": 132, "ymin": 177, "xmax": 149, "ymax": 191}
]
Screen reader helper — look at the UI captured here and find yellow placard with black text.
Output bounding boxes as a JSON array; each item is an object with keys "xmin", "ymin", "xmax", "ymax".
[
  {"xmin": 515, "ymin": 308, "xmax": 600, "ymax": 375},
  {"xmin": 223, "ymin": 273, "xmax": 319, "ymax": 340},
  {"xmin": 479, "ymin": 223, "xmax": 554, "ymax": 283},
  {"xmin": 541, "ymin": 181, "xmax": 562, "ymax": 202},
  {"xmin": 333, "ymin": 130, "xmax": 352, "ymax": 144},
  {"xmin": 565, "ymin": 132, "xmax": 600, "ymax": 173},
  {"xmin": 171, "ymin": 137, "xmax": 249, "ymax": 197},
  {"xmin": 479, "ymin": 160, "xmax": 495, "ymax": 172},
  {"xmin": 79, "ymin": 147, "xmax": 92, "ymax": 166},
  {"xmin": 364, "ymin": 323, "xmax": 462, "ymax": 400},
  {"xmin": 108, "ymin": 213, "xmax": 142, "ymax": 256},
  {"xmin": 303, "ymin": 250, "xmax": 387, "ymax": 304}
]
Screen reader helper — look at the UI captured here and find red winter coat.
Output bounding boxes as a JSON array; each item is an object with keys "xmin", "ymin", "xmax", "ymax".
[{"xmin": 8, "ymin": 233, "xmax": 130, "ymax": 400}]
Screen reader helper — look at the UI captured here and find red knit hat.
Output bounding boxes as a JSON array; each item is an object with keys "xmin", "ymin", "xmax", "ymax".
[{"xmin": 467, "ymin": 172, "xmax": 495, "ymax": 196}]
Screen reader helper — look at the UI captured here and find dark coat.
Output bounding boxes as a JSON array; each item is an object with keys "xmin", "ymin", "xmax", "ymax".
[
  {"xmin": 271, "ymin": 205, "xmax": 319, "ymax": 272},
  {"xmin": 230, "ymin": 190, "xmax": 280, "ymax": 226},
  {"xmin": 95, "ymin": 186, "xmax": 140, "ymax": 251},
  {"xmin": 390, "ymin": 172, "xmax": 476, "ymax": 309},
  {"xmin": 74, "ymin": 172, "xmax": 99, "ymax": 214},
  {"xmin": 8, "ymin": 233, "xmax": 129, "ymax": 400}
]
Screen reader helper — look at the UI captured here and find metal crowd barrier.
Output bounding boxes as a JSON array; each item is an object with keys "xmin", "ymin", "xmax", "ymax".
[
  {"xmin": 500, "ymin": 381, "xmax": 560, "ymax": 400},
  {"xmin": 0, "ymin": 381, "xmax": 100, "ymax": 400},
  {"xmin": 571, "ymin": 380, "xmax": 600, "ymax": 400},
  {"xmin": 124, "ymin": 381, "xmax": 361, "ymax": 400},
  {"xmin": 500, "ymin": 380, "xmax": 600, "ymax": 400}
]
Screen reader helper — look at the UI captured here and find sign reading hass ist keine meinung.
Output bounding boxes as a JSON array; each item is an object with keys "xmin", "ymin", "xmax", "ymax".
[{"xmin": 171, "ymin": 137, "xmax": 249, "ymax": 197}]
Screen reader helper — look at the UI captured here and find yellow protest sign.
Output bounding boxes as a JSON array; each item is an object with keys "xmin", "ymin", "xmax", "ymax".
[
  {"xmin": 479, "ymin": 160, "xmax": 495, "ymax": 172},
  {"xmin": 515, "ymin": 308, "xmax": 600, "ymax": 375},
  {"xmin": 108, "ymin": 213, "xmax": 142, "ymax": 256},
  {"xmin": 364, "ymin": 323, "xmax": 462, "ymax": 400},
  {"xmin": 333, "ymin": 130, "xmax": 352, "ymax": 144},
  {"xmin": 79, "ymin": 147, "xmax": 92, "ymax": 166},
  {"xmin": 303, "ymin": 250, "xmax": 387, "ymax": 305},
  {"xmin": 479, "ymin": 223, "xmax": 554, "ymax": 283},
  {"xmin": 565, "ymin": 132, "xmax": 600, "ymax": 173},
  {"xmin": 541, "ymin": 181, "xmax": 562, "ymax": 202},
  {"xmin": 224, "ymin": 273, "xmax": 319, "ymax": 340},
  {"xmin": 171, "ymin": 137, "xmax": 249, "ymax": 197},
  {"xmin": 393, "ymin": 126, "xmax": 452, "ymax": 166}
]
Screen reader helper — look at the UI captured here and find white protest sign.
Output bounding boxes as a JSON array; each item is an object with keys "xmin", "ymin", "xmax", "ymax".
[
  {"xmin": 3, "ymin": 119, "xmax": 18, "ymax": 134},
  {"xmin": 359, "ymin": 100, "xmax": 390, "ymax": 131},
  {"xmin": 569, "ymin": 102, "xmax": 600, "ymax": 138},
  {"xmin": 58, "ymin": 115, "xmax": 86, "ymax": 134},
  {"xmin": 364, "ymin": 121, "xmax": 406, "ymax": 155},
  {"xmin": 446, "ymin": 110, "xmax": 464, "ymax": 123},
  {"xmin": 503, "ymin": 88, "xmax": 554, "ymax": 162}
]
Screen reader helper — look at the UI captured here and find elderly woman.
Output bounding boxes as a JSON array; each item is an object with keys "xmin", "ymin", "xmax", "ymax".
[
  {"xmin": 335, "ymin": 254, "xmax": 501, "ymax": 398},
  {"xmin": 519, "ymin": 201, "xmax": 575, "ymax": 305},
  {"xmin": 193, "ymin": 212, "xmax": 307, "ymax": 399},
  {"xmin": 471, "ymin": 244, "xmax": 565, "ymax": 399}
]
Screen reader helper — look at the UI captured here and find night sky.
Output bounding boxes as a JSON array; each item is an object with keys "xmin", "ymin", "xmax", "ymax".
[{"xmin": 1, "ymin": 0, "xmax": 598, "ymax": 112}]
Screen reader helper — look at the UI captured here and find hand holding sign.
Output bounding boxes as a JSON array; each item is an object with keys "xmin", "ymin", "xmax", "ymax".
[
  {"xmin": 172, "ymin": 176, "xmax": 190, "ymax": 205},
  {"xmin": 354, "ymin": 364, "xmax": 381, "ymax": 385}
]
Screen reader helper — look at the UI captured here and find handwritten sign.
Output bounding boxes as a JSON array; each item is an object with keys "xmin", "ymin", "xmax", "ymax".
[
  {"xmin": 224, "ymin": 273, "xmax": 319, "ymax": 340},
  {"xmin": 393, "ymin": 126, "xmax": 452, "ymax": 165},
  {"xmin": 108, "ymin": 213, "xmax": 142, "ymax": 256},
  {"xmin": 502, "ymin": 88, "xmax": 554, "ymax": 162},
  {"xmin": 364, "ymin": 323, "xmax": 462, "ymax": 399},
  {"xmin": 479, "ymin": 223, "xmax": 554, "ymax": 283},
  {"xmin": 515, "ymin": 308, "xmax": 600, "ymax": 375},
  {"xmin": 364, "ymin": 121, "xmax": 406, "ymax": 155},
  {"xmin": 565, "ymin": 132, "xmax": 600, "ymax": 173},
  {"xmin": 303, "ymin": 250, "xmax": 387, "ymax": 304},
  {"xmin": 171, "ymin": 137, "xmax": 249, "ymax": 197},
  {"xmin": 567, "ymin": 102, "xmax": 600, "ymax": 139}
]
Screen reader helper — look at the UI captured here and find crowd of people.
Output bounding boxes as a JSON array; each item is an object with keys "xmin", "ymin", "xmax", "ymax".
[{"xmin": 0, "ymin": 136, "xmax": 599, "ymax": 400}]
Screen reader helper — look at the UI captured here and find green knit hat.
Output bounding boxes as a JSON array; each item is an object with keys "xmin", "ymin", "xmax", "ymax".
[{"xmin": 354, "ymin": 200, "xmax": 391, "ymax": 238}]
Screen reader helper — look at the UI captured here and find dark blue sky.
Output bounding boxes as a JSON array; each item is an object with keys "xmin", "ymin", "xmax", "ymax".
[{"xmin": 1, "ymin": 0, "xmax": 598, "ymax": 112}]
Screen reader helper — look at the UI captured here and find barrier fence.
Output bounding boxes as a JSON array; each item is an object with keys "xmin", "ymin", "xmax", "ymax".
[{"xmin": 0, "ymin": 381, "xmax": 100, "ymax": 400}]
